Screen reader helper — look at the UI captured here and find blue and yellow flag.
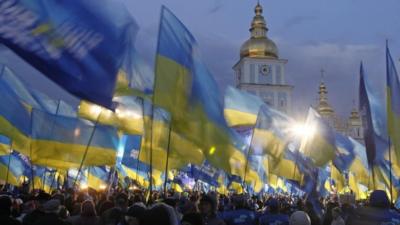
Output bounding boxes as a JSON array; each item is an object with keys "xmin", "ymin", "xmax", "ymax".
[
  {"xmin": 224, "ymin": 86, "xmax": 265, "ymax": 127},
  {"xmin": 33, "ymin": 166, "xmax": 61, "ymax": 193},
  {"xmin": 386, "ymin": 43, "xmax": 400, "ymax": 166},
  {"xmin": 0, "ymin": 135, "xmax": 11, "ymax": 156},
  {"xmin": 0, "ymin": 79, "xmax": 30, "ymax": 155},
  {"xmin": 0, "ymin": 65, "xmax": 77, "ymax": 117},
  {"xmin": 334, "ymin": 133, "xmax": 356, "ymax": 171},
  {"xmin": 87, "ymin": 166, "xmax": 109, "ymax": 191},
  {"xmin": 300, "ymin": 108, "xmax": 336, "ymax": 167},
  {"xmin": 0, "ymin": 152, "xmax": 29, "ymax": 186},
  {"xmin": 0, "ymin": 0, "xmax": 138, "ymax": 108},
  {"xmin": 153, "ymin": 6, "xmax": 241, "ymax": 173},
  {"xmin": 359, "ymin": 62, "xmax": 389, "ymax": 167},
  {"xmin": 0, "ymin": 65, "xmax": 41, "ymax": 110},
  {"xmin": 30, "ymin": 109, "xmax": 119, "ymax": 169},
  {"xmin": 251, "ymin": 104, "xmax": 292, "ymax": 158}
]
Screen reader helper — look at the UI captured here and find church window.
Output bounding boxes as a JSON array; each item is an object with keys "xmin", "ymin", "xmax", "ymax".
[{"xmin": 278, "ymin": 92, "xmax": 287, "ymax": 108}]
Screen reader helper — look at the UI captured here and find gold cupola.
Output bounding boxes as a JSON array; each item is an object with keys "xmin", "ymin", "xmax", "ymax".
[
  {"xmin": 240, "ymin": 2, "xmax": 278, "ymax": 59},
  {"xmin": 317, "ymin": 78, "xmax": 334, "ymax": 117}
]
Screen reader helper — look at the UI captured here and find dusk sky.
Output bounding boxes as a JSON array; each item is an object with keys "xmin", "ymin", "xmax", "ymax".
[{"xmin": 1, "ymin": 0, "xmax": 399, "ymax": 119}]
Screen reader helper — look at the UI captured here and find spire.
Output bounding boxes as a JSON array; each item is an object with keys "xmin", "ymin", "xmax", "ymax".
[
  {"xmin": 350, "ymin": 99, "xmax": 360, "ymax": 120},
  {"xmin": 250, "ymin": 1, "xmax": 268, "ymax": 38},
  {"xmin": 317, "ymin": 69, "xmax": 334, "ymax": 116}
]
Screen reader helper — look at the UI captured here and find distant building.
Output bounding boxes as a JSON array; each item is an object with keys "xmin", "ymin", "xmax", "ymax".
[
  {"xmin": 233, "ymin": 2, "xmax": 293, "ymax": 115},
  {"xmin": 316, "ymin": 77, "xmax": 364, "ymax": 143}
]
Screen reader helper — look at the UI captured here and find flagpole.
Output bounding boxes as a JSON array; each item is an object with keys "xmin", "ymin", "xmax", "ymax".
[
  {"xmin": 29, "ymin": 111, "xmax": 35, "ymax": 191},
  {"xmin": 163, "ymin": 118, "xmax": 173, "ymax": 197},
  {"xmin": 74, "ymin": 111, "xmax": 102, "ymax": 187},
  {"xmin": 136, "ymin": 97, "xmax": 145, "ymax": 182},
  {"xmin": 389, "ymin": 137, "xmax": 393, "ymax": 204},
  {"xmin": 5, "ymin": 143, "xmax": 13, "ymax": 187},
  {"xmin": 243, "ymin": 108, "xmax": 261, "ymax": 192}
]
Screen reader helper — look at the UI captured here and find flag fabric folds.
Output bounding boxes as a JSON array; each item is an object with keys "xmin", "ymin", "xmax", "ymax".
[
  {"xmin": 0, "ymin": 0, "xmax": 138, "ymax": 108},
  {"xmin": 0, "ymin": 78, "xmax": 31, "ymax": 155},
  {"xmin": 153, "ymin": 6, "xmax": 243, "ymax": 173},
  {"xmin": 0, "ymin": 152, "xmax": 29, "ymax": 186},
  {"xmin": 0, "ymin": 135, "xmax": 11, "ymax": 156},
  {"xmin": 300, "ymin": 108, "xmax": 336, "ymax": 167},
  {"xmin": 224, "ymin": 86, "xmax": 265, "ymax": 127},
  {"xmin": 334, "ymin": 133, "xmax": 356, "ymax": 171},
  {"xmin": 359, "ymin": 62, "xmax": 388, "ymax": 166},
  {"xmin": 30, "ymin": 109, "xmax": 119, "ymax": 169},
  {"xmin": 386, "ymin": 44, "xmax": 400, "ymax": 166},
  {"xmin": 87, "ymin": 166, "xmax": 109, "ymax": 191}
]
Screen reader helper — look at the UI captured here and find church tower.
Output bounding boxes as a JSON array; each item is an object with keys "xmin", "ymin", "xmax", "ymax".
[
  {"xmin": 233, "ymin": 2, "xmax": 293, "ymax": 114},
  {"xmin": 347, "ymin": 104, "xmax": 364, "ymax": 143}
]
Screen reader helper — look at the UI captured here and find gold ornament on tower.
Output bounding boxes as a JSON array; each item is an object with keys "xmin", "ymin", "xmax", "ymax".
[{"xmin": 240, "ymin": 2, "xmax": 278, "ymax": 59}]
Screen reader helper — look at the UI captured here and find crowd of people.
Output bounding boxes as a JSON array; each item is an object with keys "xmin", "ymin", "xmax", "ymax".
[{"xmin": 1, "ymin": 185, "xmax": 400, "ymax": 225}]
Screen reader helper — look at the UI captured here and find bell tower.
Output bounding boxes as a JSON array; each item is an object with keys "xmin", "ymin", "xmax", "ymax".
[{"xmin": 233, "ymin": 2, "xmax": 293, "ymax": 114}]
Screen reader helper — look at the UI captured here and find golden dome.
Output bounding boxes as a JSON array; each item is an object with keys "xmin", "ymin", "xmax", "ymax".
[
  {"xmin": 240, "ymin": 2, "xmax": 278, "ymax": 59},
  {"xmin": 317, "ymin": 82, "xmax": 334, "ymax": 116}
]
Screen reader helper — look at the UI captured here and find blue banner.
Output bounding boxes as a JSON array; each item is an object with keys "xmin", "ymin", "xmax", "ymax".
[{"xmin": 0, "ymin": 0, "xmax": 138, "ymax": 108}]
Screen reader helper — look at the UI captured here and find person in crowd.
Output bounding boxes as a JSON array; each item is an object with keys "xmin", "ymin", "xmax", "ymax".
[
  {"xmin": 289, "ymin": 211, "xmax": 311, "ymax": 225},
  {"xmin": 259, "ymin": 198, "xmax": 289, "ymax": 225},
  {"xmin": 199, "ymin": 195, "xmax": 225, "ymax": 225},
  {"xmin": 346, "ymin": 189, "xmax": 400, "ymax": 224},
  {"xmin": 182, "ymin": 212, "xmax": 204, "ymax": 225},
  {"xmin": 141, "ymin": 202, "xmax": 179, "ymax": 225},
  {"xmin": 0, "ymin": 195, "xmax": 22, "ymax": 225},
  {"xmin": 219, "ymin": 194, "xmax": 256, "ymax": 225},
  {"xmin": 124, "ymin": 203, "xmax": 146, "ymax": 225},
  {"xmin": 330, "ymin": 207, "xmax": 344, "ymax": 225},
  {"xmin": 99, "ymin": 193, "xmax": 129, "ymax": 225},
  {"xmin": 67, "ymin": 200, "xmax": 99, "ymax": 225},
  {"xmin": 32, "ymin": 199, "xmax": 71, "ymax": 225}
]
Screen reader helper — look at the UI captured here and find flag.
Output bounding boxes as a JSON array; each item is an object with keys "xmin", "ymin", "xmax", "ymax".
[
  {"xmin": 300, "ymin": 108, "xmax": 336, "ymax": 167},
  {"xmin": 0, "ymin": 65, "xmax": 41, "ymax": 110},
  {"xmin": 153, "ymin": 6, "xmax": 241, "ymax": 172},
  {"xmin": 359, "ymin": 62, "xmax": 388, "ymax": 166},
  {"xmin": 0, "ymin": 0, "xmax": 138, "ymax": 108},
  {"xmin": 87, "ymin": 166, "xmax": 109, "ymax": 191},
  {"xmin": 333, "ymin": 133, "xmax": 356, "ymax": 171},
  {"xmin": 33, "ymin": 166, "xmax": 59, "ymax": 193},
  {"xmin": 30, "ymin": 109, "xmax": 119, "ymax": 169},
  {"xmin": 0, "ymin": 135, "xmax": 11, "ymax": 155},
  {"xmin": 30, "ymin": 90, "xmax": 77, "ymax": 117},
  {"xmin": 137, "ymin": 101, "xmax": 205, "ymax": 172},
  {"xmin": 119, "ymin": 134, "xmax": 150, "ymax": 175},
  {"xmin": 386, "ymin": 43, "xmax": 400, "ymax": 166},
  {"xmin": 0, "ymin": 79, "xmax": 30, "ymax": 155},
  {"xmin": 184, "ymin": 161, "xmax": 220, "ymax": 187},
  {"xmin": 0, "ymin": 151, "xmax": 29, "ymax": 186},
  {"xmin": 251, "ymin": 104, "xmax": 292, "ymax": 158},
  {"xmin": 224, "ymin": 86, "xmax": 265, "ymax": 127}
]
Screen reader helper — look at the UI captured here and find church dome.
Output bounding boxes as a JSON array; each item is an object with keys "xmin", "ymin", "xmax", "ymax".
[{"xmin": 240, "ymin": 3, "xmax": 278, "ymax": 59}]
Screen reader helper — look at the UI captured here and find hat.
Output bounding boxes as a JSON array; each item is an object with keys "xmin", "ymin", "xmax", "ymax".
[
  {"xmin": 43, "ymin": 199, "xmax": 61, "ymax": 213},
  {"xmin": 126, "ymin": 203, "xmax": 146, "ymax": 218},
  {"xmin": 369, "ymin": 190, "xmax": 390, "ymax": 208},
  {"xmin": 289, "ymin": 211, "xmax": 311, "ymax": 225}
]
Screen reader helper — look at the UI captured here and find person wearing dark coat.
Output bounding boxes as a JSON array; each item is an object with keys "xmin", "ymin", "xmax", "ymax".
[
  {"xmin": 0, "ymin": 195, "xmax": 22, "ymax": 225},
  {"xmin": 347, "ymin": 190, "xmax": 400, "ymax": 225},
  {"xmin": 32, "ymin": 199, "xmax": 71, "ymax": 225},
  {"xmin": 67, "ymin": 200, "xmax": 99, "ymax": 225}
]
